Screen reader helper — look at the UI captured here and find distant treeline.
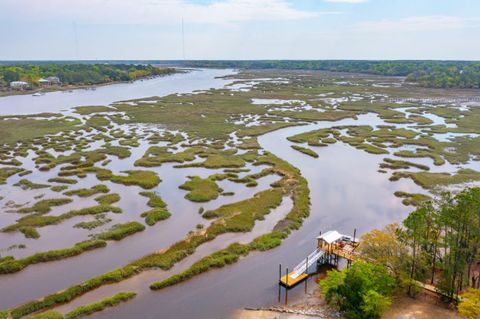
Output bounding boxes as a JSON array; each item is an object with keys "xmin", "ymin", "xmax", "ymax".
[
  {"xmin": 2, "ymin": 60, "xmax": 479, "ymax": 89},
  {"xmin": 0, "ymin": 64, "xmax": 175, "ymax": 88},
  {"xmin": 185, "ymin": 60, "xmax": 480, "ymax": 89}
]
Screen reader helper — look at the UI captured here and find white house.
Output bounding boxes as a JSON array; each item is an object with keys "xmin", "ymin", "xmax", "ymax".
[{"xmin": 9, "ymin": 81, "xmax": 29, "ymax": 89}]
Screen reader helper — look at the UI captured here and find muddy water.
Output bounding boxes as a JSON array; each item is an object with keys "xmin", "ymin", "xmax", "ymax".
[{"xmin": 0, "ymin": 69, "xmax": 235, "ymax": 116}]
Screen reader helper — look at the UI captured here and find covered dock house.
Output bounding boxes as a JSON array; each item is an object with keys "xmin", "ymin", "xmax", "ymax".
[{"xmin": 280, "ymin": 230, "xmax": 359, "ymax": 288}]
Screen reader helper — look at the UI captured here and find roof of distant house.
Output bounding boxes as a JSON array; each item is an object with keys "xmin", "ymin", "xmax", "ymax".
[{"xmin": 10, "ymin": 81, "xmax": 29, "ymax": 85}]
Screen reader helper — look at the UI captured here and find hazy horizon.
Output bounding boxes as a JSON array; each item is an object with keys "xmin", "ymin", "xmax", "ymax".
[
  {"xmin": 1, "ymin": 0, "xmax": 479, "ymax": 61},
  {"xmin": 1, "ymin": 58, "xmax": 480, "ymax": 62}
]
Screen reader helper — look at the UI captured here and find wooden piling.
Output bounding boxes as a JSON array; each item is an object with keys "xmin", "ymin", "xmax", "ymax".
[
  {"xmin": 285, "ymin": 267, "xmax": 289, "ymax": 287},
  {"xmin": 285, "ymin": 267, "xmax": 289, "ymax": 305},
  {"xmin": 305, "ymin": 256, "xmax": 309, "ymax": 294},
  {"xmin": 278, "ymin": 264, "xmax": 282, "ymax": 302}
]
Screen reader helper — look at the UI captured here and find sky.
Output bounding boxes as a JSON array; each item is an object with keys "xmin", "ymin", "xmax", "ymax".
[{"xmin": 1, "ymin": 0, "xmax": 479, "ymax": 60}]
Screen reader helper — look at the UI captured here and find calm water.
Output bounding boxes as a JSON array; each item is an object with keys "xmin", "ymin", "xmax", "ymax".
[
  {"xmin": 31, "ymin": 114, "xmax": 425, "ymax": 319},
  {"xmin": 0, "ymin": 70, "xmax": 463, "ymax": 319},
  {"xmin": 0, "ymin": 69, "xmax": 234, "ymax": 115}
]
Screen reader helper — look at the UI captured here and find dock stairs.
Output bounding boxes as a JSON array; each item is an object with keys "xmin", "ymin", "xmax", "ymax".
[{"xmin": 280, "ymin": 248, "xmax": 325, "ymax": 287}]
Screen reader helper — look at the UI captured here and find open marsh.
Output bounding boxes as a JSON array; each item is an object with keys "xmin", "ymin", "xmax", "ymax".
[{"xmin": 0, "ymin": 68, "xmax": 479, "ymax": 319}]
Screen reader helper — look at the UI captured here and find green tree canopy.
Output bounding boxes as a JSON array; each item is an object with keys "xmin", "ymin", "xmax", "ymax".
[{"xmin": 319, "ymin": 261, "xmax": 395, "ymax": 319}]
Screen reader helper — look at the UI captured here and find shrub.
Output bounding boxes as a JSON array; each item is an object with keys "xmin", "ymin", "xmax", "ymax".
[
  {"xmin": 319, "ymin": 262, "xmax": 395, "ymax": 319},
  {"xmin": 458, "ymin": 288, "xmax": 480, "ymax": 319}
]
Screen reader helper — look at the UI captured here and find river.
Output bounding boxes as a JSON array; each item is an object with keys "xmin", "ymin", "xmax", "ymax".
[
  {"xmin": 0, "ymin": 69, "xmax": 439, "ymax": 318},
  {"xmin": 80, "ymin": 114, "xmax": 422, "ymax": 319},
  {"xmin": 0, "ymin": 68, "xmax": 234, "ymax": 115}
]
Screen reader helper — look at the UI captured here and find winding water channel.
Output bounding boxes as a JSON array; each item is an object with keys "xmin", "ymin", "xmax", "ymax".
[{"xmin": 0, "ymin": 69, "xmax": 472, "ymax": 318}]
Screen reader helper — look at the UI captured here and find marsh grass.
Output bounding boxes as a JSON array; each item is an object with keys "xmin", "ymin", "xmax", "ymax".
[
  {"xmin": 3, "ymin": 204, "xmax": 121, "ymax": 233},
  {"xmin": 0, "ymin": 116, "xmax": 81, "ymax": 145},
  {"xmin": 74, "ymin": 214, "xmax": 112, "ymax": 230},
  {"xmin": 179, "ymin": 176, "xmax": 222, "ymax": 202},
  {"xmin": 51, "ymin": 185, "xmax": 69, "ymax": 192},
  {"xmin": 95, "ymin": 193, "xmax": 120, "ymax": 205},
  {"xmin": 65, "ymin": 292, "xmax": 136, "ymax": 319},
  {"xmin": 291, "ymin": 145, "xmax": 319, "ymax": 158},
  {"xmin": 19, "ymin": 226, "xmax": 40, "ymax": 239},
  {"xmin": 139, "ymin": 192, "xmax": 171, "ymax": 226},
  {"xmin": 380, "ymin": 158, "xmax": 430, "ymax": 171},
  {"xmin": 0, "ymin": 167, "xmax": 24, "ymax": 184},
  {"xmin": 96, "ymin": 222, "xmax": 145, "ymax": 241},
  {"xmin": 74, "ymin": 106, "xmax": 116, "ymax": 115},
  {"xmin": 134, "ymin": 146, "xmax": 202, "ymax": 167},
  {"xmin": 109, "ymin": 170, "xmax": 160, "ymax": 189},
  {"xmin": 176, "ymin": 151, "xmax": 246, "ymax": 169},
  {"xmin": 0, "ymin": 240, "xmax": 106, "ymax": 275},
  {"xmin": 64, "ymin": 185, "xmax": 109, "ymax": 197},
  {"xmin": 3, "ymin": 150, "xmax": 310, "ymax": 319},
  {"xmin": 390, "ymin": 168, "xmax": 480, "ymax": 189},
  {"xmin": 98, "ymin": 146, "xmax": 131, "ymax": 159},
  {"xmin": 393, "ymin": 191, "xmax": 431, "ymax": 206},
  {"xmin": 18, "ymin": 198, "xmax": 73, "ymax": 214},
  {"xmin": 47, "ymin": 178, "xmax": 78, "ymax": 185},
  {"xmin": 13, "ymin": 179, "xmax": 50, "ymax": 190},
  {"xmin": 27, "ymin": 311, "xmax": 63, "ymax": 319}
]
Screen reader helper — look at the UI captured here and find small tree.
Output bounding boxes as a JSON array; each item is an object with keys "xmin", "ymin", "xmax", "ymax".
[
  {"xmin": 359, "ymin": 223, "xmax": 408, "ymax": 282},
  {"xmin": 319, "ymin": 261, "xmax": 395, "ymax": 319}
]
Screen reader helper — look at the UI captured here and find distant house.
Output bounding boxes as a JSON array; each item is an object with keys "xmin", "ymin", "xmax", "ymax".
[
  {"xmin": 38, "ymin": 78, "xmax": 50, "ymax": 85},
  {"xmin": 9, "ymin": 81, "xmax": 29, "ymax": 89},
  {"xmin": 46, "ymin": 76, "xmax": 61, "ymax": 84}
]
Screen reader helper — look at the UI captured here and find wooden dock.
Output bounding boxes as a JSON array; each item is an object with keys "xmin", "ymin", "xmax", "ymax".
[
  {"xmin": 280, "ymin": 272, "xmax": 308, "ymax": 288},
  {"xmin": 279, "ymin": 230, "xmax": 359, "ymax": 288}
]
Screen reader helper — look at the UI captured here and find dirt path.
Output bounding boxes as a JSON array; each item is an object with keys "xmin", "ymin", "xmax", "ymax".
[{"xmin": 383, "ymin": 294, "xmax": 462, "ymax": 319}]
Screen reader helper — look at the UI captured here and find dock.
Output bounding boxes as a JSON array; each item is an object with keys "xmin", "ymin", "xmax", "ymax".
[
  {"xmin": 280, "ymin": 230, "xmax": 359, "ymax": 288},
  {"xmin": 280, "ymin": 272, "xmax": 309, "ymax": 287}
]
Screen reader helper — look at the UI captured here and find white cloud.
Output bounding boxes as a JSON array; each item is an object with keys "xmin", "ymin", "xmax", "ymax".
[
  {"xmin": 357, "ymin": 16, "xmax": 475, "ymax": 32},
  {"xmin": 0, "ymin": 0, "xmax": 338, "ymax": 25}
]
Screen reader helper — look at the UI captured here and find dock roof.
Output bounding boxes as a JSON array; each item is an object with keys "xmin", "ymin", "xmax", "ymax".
[{"xmin": 317, "ymin": 230, "xmax": 343, "ymax": 244}]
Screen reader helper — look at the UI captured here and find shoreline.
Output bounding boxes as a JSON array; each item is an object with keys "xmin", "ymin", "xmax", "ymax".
[
  {"xmin": 233, "ymin": 287, "xmax": 462, "ymax": 319},
  {"xmin": 0, "ymin": 67, "xmax": 180, "ymax": 98}
]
